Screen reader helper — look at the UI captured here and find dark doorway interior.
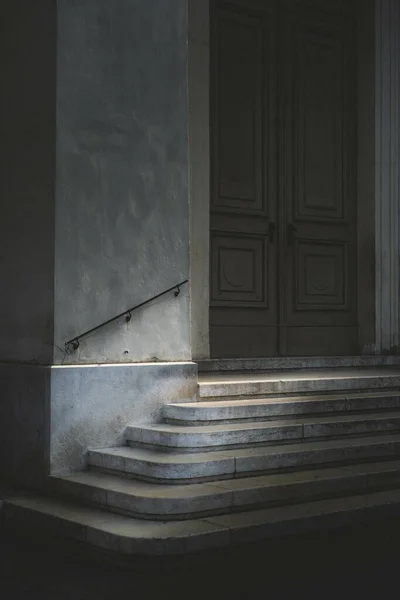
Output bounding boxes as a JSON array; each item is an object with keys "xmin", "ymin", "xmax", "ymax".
[{"xmin": 209, "ymin": 0, "xmax": 358, "ymax": 358}]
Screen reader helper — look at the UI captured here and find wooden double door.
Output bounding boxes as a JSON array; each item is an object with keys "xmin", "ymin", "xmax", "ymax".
[{"xmin": 209, "ymin": 0, "xmax": 358, "ymax": 358}]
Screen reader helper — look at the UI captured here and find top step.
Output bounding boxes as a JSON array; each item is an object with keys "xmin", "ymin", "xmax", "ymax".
[
  {"xmin": 197, "ymin": 356, "xmax": 400, "ymax": 373},
  {"xmin": 198, "ymin": 367, "xmax": 400, "ymax": 399}
]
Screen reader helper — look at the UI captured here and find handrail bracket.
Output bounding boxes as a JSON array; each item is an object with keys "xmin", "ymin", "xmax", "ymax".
[{"xmin": 64, "ymin": 279, "xmax": 188, "ymax": 353}]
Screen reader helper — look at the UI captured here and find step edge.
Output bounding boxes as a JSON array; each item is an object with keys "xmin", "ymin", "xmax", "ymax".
[{"xmin": 6, "ymin": 487, "xmax": 400, "ymax": 554}]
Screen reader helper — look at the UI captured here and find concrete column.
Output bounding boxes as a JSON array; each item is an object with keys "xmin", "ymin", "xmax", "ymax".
[
  {"xmin": 375, "ymin": 0, "xmax": 400, "ymax": 352},
  {"xmin": 188, "ymin": 0, "xmax": 211, "ymax": 359},
  {"xmin": 0, "ymin": 1, "xmax": 197, "ymax": 486}
]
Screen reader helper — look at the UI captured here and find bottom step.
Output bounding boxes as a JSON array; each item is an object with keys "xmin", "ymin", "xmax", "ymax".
[{"xmin": 4, "ymin": 488, "xmax": 400, "ymax": 556}]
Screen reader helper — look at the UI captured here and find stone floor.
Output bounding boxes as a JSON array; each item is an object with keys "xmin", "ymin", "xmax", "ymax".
[
  {"xmin": 3, "ymin": 476, "xmax": 400, "ymax": 599},
  {"xmin": 1, "ymin": 506, "xmax": 400, "ymax": 599}
]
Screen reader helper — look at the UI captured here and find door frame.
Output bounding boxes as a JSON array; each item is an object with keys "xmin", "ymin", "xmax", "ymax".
[
  {"xmin": 375, "ymin": 0, "xmax": 400, "ymax": 353},
  {"xmin": 189, "ymin": 0, "xmax": 399, "ymax": 359}
]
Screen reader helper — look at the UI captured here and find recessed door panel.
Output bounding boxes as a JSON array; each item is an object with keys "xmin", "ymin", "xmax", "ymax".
[{"xmin": 210, "ymin": 0, "xmax": 278, "ymax": 358}]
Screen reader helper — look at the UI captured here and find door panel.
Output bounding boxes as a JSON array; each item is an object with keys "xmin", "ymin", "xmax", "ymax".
[
  {"xmin": 210, "ymin": 1, "xmax": 278, "ymax": 358},
  {"xmin": 280, "ymin": 4, "xmax": 357, "ymax": 355},
  {"xmin": 296, "ymin": 34, "xmax": 344, "ymax": 219},
  {"xmin": 212, "ymin": 9, "xmax": 263, "ymax": 209}
]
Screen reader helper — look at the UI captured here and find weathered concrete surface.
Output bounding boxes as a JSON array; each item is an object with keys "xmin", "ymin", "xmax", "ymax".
[
  {"xmin": 0, "ymin": 1, "xmax": 194, "ymax": 483},
  {"xmin": 0, "ymin": 361, "xmax": 197, "ymax": 483},
  {"xmin": 86, "ymin": 435, "xmax": 400, "ymax": 482},
  {"xmin": 1, "ymin": 0, "xmax": 191, "ymax": 364},
  {"xmin": 50, "ymin": 362, "xmax": 197, "ymax": 475},
  {"xmin": 197, "ymin": 355, "xmax": 400, "ymax": 372},
  {"xmin": 54, "ymin": 0, "xmax": 191, "ymax": 364}
]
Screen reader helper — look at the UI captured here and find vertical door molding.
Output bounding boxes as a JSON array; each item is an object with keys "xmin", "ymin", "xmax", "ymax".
[
  {"xmin": 375, "ymin": 0, "xmax": 400, "ymax": 352},
  {"xmin": 188, "ymin": 0, "xmax": 211, "ymax": 359}
]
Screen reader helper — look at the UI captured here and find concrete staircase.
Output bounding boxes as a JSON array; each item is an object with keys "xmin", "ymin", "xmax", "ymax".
[{"xmin": 6, "ymin": 364, "xmax": 400, "ymax": 556}]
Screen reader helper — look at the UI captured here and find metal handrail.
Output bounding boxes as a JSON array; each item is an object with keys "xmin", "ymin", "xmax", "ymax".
[{"xmin": 64, "ymin": 279, "xmax": 189, "ymax": 353}]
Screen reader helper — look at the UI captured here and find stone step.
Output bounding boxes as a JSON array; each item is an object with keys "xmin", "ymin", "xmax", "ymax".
[
  {"xmin": 6, "ymin": 487, "xmax": 400, "ymax": 555},
  {"xmin": 198, "ymin": 367, "xmax": 400, "ymax": 398},
  {"xmin": 125, "ymin": 411, "xmax": 400, "ymax": 451},
  {"xmin": 163, "ymin": 391, "xmax": 400, "ymax": 425},
  {"xmin": 88, "ymin": 433, "xmax": 400, "ymax": 482},
  {"xmin": 197, "ymin": 356, "xmax": 400, "ymax": 373},
  {"xmin": 50, "ymin": 460, "xmax": 400, "ymax": 520}
]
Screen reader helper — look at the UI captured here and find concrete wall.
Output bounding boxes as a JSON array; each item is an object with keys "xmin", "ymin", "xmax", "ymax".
[
  {"xmin": 0, "ymin": 361, "xmax": 197, "ymax": 484},
  {"xmin": 50, "ymin": 362, "xmax": 197, "ymax": 475},
  {"xmin": 0, "ymin": 0, "xmax": 191, "ymax": 366},
  {"xmin": 0, "ymin": 0, "xmax": 195, "ymax": 486},
  {"xmin": 0, "ymin": 1, "xmax": 56, "ymax": 364},
  {"xmin": 54, "ymin": 0, "xmax": 191, "ymax": 364}
]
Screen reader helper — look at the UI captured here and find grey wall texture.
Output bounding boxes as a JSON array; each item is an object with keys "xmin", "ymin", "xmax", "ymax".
[
  {"xmin": 50, "ymin": 362, "xmax": 197, "ymax": 475},
  {"xmin": 54, "ymin": 0, "xmax": 191, "ymax": 364},
  {"xmin": 0, "ymin": 361, "xmax": 197, "ymax": 484},
  {"xmin": 0, "ymin": 1, "xmax": 194, "ymax": 485},
  {"xmin": 0, "ymin": 1, "xmax": 56, "ymax": 364},
  {"xmin": 0, "ymin": 0, "xmax": 191, "ymax": 365}
]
